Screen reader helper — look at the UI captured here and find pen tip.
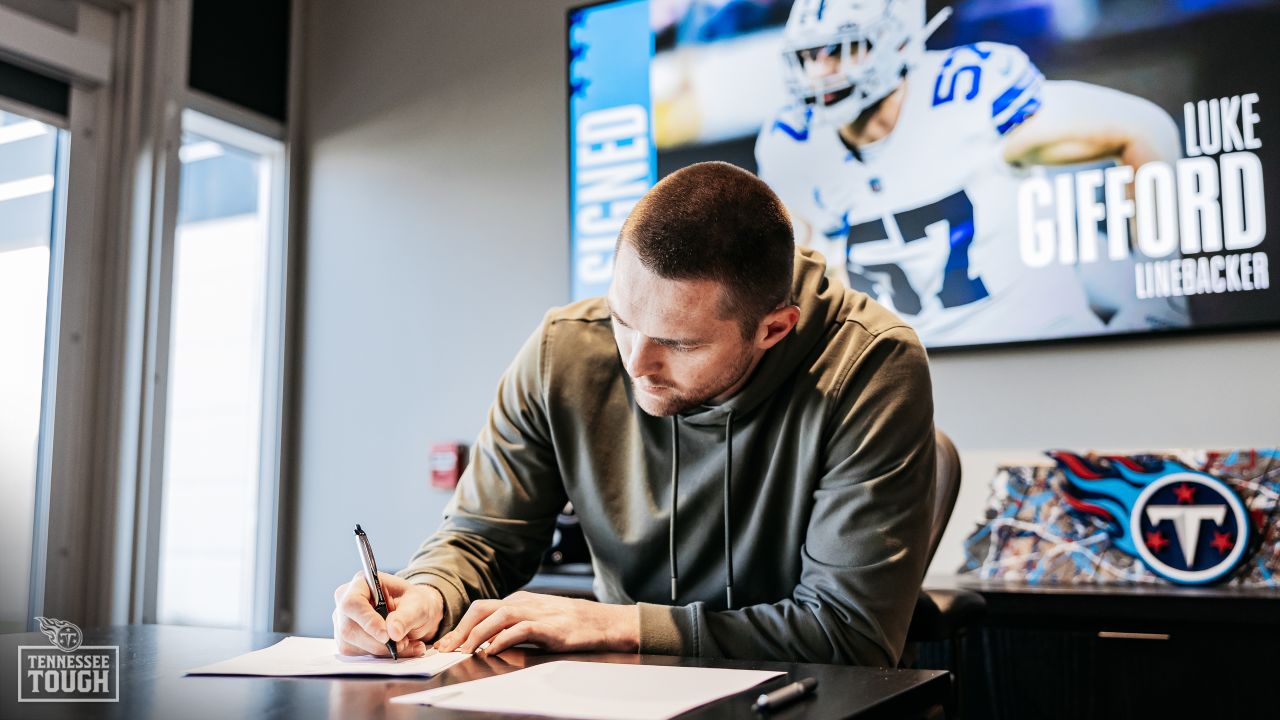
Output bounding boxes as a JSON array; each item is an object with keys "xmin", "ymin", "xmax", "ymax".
[{"xmin": 354, "ymin": 524, "xmax": 363, "ymax": 534}]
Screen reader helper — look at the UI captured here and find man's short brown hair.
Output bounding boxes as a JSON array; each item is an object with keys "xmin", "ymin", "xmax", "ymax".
[{"xmin": 617, "ymin": 161, "xmax": 794, "ymax": 337}]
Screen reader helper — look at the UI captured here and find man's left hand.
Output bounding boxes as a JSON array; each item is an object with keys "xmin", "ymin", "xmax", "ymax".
[{"xmin": 432, "ymin": 591, "xmax": 640, "ymax": 655}]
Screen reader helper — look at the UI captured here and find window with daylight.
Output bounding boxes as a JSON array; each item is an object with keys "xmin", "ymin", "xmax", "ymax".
[
  {"xmin": 0, "ymin": 109, "xmax": 65, "ymax": 634},
  {"xmin": 156, "ymin": 111, "xmax": 284, "ymax": 628}
]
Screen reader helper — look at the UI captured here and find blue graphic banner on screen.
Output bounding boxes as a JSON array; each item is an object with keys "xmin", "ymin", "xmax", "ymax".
[
  {"xmin": 566, "ymin": 0, "xmax": 1280, "ymax": 350},
  {"xmin": 569, "ymin": 0, "xmax": 656, "ymax": 300}
]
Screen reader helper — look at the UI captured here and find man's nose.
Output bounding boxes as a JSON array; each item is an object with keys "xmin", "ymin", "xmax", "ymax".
[{"xmin": 624, "ymin": 336, "xmax": 662, "ymax": 378}]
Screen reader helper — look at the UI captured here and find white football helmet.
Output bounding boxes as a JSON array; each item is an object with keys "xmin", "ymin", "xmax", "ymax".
[{"xmin": 781, "ymin": 0, "xmax": 951, "ymax": 126}]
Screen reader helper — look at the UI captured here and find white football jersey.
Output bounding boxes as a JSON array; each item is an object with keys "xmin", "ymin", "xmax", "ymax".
[{"xmin": 756, "ymin": 42, "xmax": 1102, "ymax": 346}]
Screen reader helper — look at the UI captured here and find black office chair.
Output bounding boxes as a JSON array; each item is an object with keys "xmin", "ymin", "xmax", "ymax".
[
  {"xmin": 902, "ymin": 429, "xmax": 986, "ymax": 717},
  {"xmin": 921, "ymin": 429, "xmax": 960, "ymax": 564}
]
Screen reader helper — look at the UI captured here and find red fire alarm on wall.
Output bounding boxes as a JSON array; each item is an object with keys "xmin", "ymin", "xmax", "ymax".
[{"xmin": 430, "ymin": 442, "xmax": 467, "ymax": 490}]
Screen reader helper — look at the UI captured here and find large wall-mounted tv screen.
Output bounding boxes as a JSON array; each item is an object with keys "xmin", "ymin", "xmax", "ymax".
[{"xmin": 568, "ymin": 0, "xmax": 1278, "ymax": 350}]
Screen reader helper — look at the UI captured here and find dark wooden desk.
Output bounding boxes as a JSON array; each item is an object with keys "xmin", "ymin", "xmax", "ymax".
[
  {"xmin": 1, "ymin": 625, "xmax": 950, "ymax": 720},
  {"xmin": 915, "ymin": 576, "xmax": 1280, "ymax": 719}
]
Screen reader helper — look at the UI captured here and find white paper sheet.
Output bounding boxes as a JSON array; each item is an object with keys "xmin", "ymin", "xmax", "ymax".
[
  {"xmin": 186, "ymin": 636, "xmax": 472, "ymax": 677},
  {"xmin": 390, "ymin": 660, "xmax": 784, "ymax": 720}
]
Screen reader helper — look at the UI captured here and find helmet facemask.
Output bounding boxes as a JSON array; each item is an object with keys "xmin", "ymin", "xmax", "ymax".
[{"xmin": 780, "ymin": 0, "xmax": 950, "ymax": 128}]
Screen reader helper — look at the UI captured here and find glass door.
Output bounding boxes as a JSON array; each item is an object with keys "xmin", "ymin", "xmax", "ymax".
[{"xmin": 0, "ymin": 106, "xmax": 68, "ymax": 634}]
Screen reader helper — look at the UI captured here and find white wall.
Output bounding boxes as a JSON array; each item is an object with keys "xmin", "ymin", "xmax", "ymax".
[
  {"xmin": 291, "ymin": 0, "xmax": 1280, "ymax": 635},
  {"xmin": 291, "ymin": 0, "xmax": 581, "ymax": 635}
]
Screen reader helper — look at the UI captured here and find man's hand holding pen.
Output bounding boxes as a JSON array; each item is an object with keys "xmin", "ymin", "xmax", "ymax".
[{"xmin": 332, "ymin": 572, "xmax": 444, "ymax": 658}]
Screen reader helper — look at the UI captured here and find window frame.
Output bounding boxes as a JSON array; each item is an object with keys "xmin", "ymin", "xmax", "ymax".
[
  {"xmin": 2, "ymin": 0, "xmax": 301, "ymax": 634},
  {"xmin": 153, "ymin": 107, "xmax": 289, "ymax": 631},
  {"xmin": 0, "ymin": 1, "xmax": 117, "ymax": 632},
  {"xmin": 127, "ymin": 4, "xmax": 295, "ymax": 632},
  {"xmin": 0, "ymin": 99, "xmax": 69, "ymax": 634}
]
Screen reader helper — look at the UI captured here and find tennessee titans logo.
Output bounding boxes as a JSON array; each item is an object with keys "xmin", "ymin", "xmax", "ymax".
[
  {"xmin": 1052, "ymin": 453, "xmax": 1252, "ymax": 585},
  {"xmin": 35, "ymin": 616, "xmax": 83, "ymax": 652}
]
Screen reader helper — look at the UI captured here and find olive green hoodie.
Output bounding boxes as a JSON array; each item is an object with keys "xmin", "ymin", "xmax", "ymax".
[{"xmin": 399, "ymin": 247, "xmax": 935, "ymax": 666}]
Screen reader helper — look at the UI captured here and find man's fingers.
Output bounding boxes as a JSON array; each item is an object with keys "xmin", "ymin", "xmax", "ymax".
[
  {"xmin": 457, "ymin": 606, "xmax": 520, "ymax": 653},
  {"xmin": 336, "ymin": 610, "xmax": 426, "ymax": 658},
  {"xmin": 334, "ymin": 571, "xmax": 436, "ymax": 657},
  {"xmin": 332, "ymin": 608, "xmax": 351, "ymax": 654},
  {"xmin": 385, "ymin": 585, "xmax": 438, "ymax": 643},
  {"xmin": 340, "ymin": 582, "xmax": 390, "ymax": 644},
  {"xmin": 483, "ymin": 621, "xmax": 540, "ymax": 655},
  {"xmin": 436, "ymin": 599, "xmax": 500, "ymax": 652},
  {"xmin": 379, "ymin": 572, "xmax": 411, "ymax": 599},
  {"xmin": 339, "ymin": 617, "xmax": 391, "ymax": 656},
  {"xmin": 396, "ymin": 639, "xmax": 428, "ymax": 658},
  {"xmin": 348, "ymin": 603, "xmax": 390, "ymax": 644},
  {"xmin": 385, "ymin": 600, "xmax": 423, "ymax": 643},
  {"xmin": 404, "ymin": 622, "xmax": 434, "ymax": 642},
  {"xmin": 348, "ymin": 571, "xmax": 371, "ymax": 598}
]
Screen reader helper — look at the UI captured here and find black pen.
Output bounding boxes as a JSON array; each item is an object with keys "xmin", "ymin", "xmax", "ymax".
[
  {"xmin": 752, "ymin": 677, "xmax": 818, "ymax": 713},
  {"xmin": 354, "ymin": 524, "xmax": 399, "ymax": 659}
]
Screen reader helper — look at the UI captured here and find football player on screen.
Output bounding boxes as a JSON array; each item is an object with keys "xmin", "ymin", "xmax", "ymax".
[{"xmin": 755, "ymin": 0, "xmax": 1185, "ymax": 347}]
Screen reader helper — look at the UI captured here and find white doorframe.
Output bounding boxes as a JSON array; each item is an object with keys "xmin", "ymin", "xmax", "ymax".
[{"xmin": 117, "ymin": 0, "xmax": 192, "ymax": 625}]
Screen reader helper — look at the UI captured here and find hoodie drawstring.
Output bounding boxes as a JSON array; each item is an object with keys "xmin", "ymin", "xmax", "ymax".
[
  {"xmin": 667, "ymin": 412, "xmax": 736, "ymax": 610},
  {"xmin": 723, "ymin": 411, "xmax": 734, "ymax": 609},
  {"xmin": 669, "ymin": 416, "xmax": 680, "ymax": 602}
]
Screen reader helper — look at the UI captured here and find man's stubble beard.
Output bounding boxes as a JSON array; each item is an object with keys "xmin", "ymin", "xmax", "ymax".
[{"xmin": 632, "ymin": 347, "xmax": 757, "ymax": 417}]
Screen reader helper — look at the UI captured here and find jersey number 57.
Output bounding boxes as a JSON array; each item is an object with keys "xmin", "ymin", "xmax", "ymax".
[{"xmin": 846, "ymin": 190, "xmax": 989, "ymax": 316}]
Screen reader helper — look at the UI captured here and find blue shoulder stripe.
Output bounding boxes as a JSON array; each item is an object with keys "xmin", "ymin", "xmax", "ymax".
[
  {"xmin": 991, "ymin": 67, "xmax": 1043, "ymax": 119},
  {"xmin": 997, "ymin": 96, "xmax": 1042, "ymax": 135}
]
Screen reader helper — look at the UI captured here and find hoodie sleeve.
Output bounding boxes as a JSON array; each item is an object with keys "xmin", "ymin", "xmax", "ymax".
[
  {"xmin": 637, "ymin": 325, "xmax": 936, "ymax": 665},
  {"xmin": 397, "ymin": 323, "xmax": 567, "ymax": 640}
]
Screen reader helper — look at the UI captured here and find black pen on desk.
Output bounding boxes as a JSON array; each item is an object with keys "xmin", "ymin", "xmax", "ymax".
[
  {"xmin": 354, "ymin": 524, "xmax": 399, "ymax": 660},
  {"xmin": 752, "ymin": 677, "xmax": 817, "ymax": 713}
]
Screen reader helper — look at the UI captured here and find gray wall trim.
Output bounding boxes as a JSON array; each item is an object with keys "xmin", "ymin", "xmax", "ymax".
[
  {"xmin": 272, "ymin": 0, "xmax": 308, "ymax": 633},
  {"xmin": 124, "ymin": 0, "xmax": 190, "ymax": 625}
]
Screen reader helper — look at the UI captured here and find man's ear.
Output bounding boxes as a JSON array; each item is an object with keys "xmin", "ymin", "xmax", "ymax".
[{"xmin": 756, "ymin": 305, "xmax": 801, "ymax": 350}]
